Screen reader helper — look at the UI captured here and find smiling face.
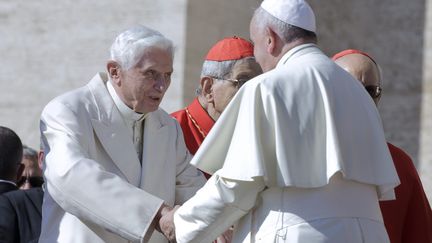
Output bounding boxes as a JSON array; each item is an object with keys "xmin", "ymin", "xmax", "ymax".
[{"xmin": 109, "ymin": 47, "xmax": 173, "ymax": 114}]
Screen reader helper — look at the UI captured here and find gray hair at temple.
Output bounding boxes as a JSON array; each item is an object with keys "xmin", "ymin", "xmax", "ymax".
[
  {"xmin": 110, "ymin": 25, "xmax": 174, "ymax": 70},
  {"xmin": 22, "ymin": 145, "xmax": 38, "ymax": 161},
  {"xmin": 253, "ymin": 7, "xmax": 317, "ymax": 44},
  {"xmin": 196, "ymin": 57, "xmax": 256, "ymax": 95}
]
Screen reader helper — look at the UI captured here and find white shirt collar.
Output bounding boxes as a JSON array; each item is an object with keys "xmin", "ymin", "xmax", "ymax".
[
  {"xmin": 0, "ymin": 179, "xmax": 17, "ymax": 187},
  {"xmin": 107, "ymin": 80, "xmax": 147, "ymax": 123},
  {"xmin": 277, "ymin": 43, "xmax": 318, "ymax": 67}
]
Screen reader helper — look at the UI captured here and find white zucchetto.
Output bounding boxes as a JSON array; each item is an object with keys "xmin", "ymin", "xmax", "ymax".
[{"xmin": 260, "ymin": 0, "xmax": 316, "ymax": 33}]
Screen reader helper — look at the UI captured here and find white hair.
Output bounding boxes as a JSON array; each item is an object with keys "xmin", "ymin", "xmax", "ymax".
[
  {"xmin": 253, "ymin": 7, "xmax": 316, "ymax": 43},
  {"xmin": 196, "ymin": 57, "xmax": 255, "ymax": 95},
  {"xmin": 200, "ymin": 60, "xmax": 236, "ymax": 79},
  {"xmin": 110, "ymin": 25, "xmax": 174, "ymax": 70},
  {"xmin": 22, "ymin": 145, "xmax": 38, "ymax": 160}
]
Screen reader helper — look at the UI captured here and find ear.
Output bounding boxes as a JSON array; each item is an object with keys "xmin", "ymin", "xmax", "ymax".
[
  {"xmin": 200, "ymin": 76, "xmax": 214, "ymax": 103},
  {"xmin": 107, "ymin": 61, "xmax": 121, "ymax": 85},
  {"xmin": 38, "ymin": 151, "xmax": 44, "ymax": 170},
  {"xmin": 265, "ymin": 26, "xmax": 277, "ymax": 55}
]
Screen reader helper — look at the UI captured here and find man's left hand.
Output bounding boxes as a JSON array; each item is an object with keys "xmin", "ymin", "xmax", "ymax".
[{"xmin": 158, "ymin": 205, "xmax": 180, "ymax": 242}]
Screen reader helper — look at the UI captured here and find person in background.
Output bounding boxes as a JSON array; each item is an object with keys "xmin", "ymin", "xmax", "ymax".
[
  {"xmin": 0, "ymin": 141, "xmax": 44, "ymax": 243},
  {"xmin": 18, "ymin": 145, "xmax": 44, "ymax": 189},
  {"xmin": 171, "ymin": 36, "xmax": 262, "ymax": 160},
  {"xmin": 38, "ymin": 25, "xmax": 205, "ymax": 243},
  {"xmin": 333, "ymin": 49, "xmax": 432, "ymax": 243},
  {"xmin": 0, "ymin": 126, "xmax": 23, "ymax": 194},
  {"xmin": 0, "ymin": 180, "xmax": 43, "ymax": 243}
]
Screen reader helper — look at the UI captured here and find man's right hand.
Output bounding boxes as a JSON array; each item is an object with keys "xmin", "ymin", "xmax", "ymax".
[{"xmin": 156, "ymin": 204, "xmax": 180, "ymax": 242}]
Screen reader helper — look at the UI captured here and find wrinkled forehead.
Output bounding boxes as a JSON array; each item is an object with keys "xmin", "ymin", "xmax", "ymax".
[
  {"xmin": 334, "ymin": 54, "xmax": 380, "ymax": 87},
  {"xmin": 135, "ymin": 47, "xmax": 173, "ymax": 71},
  {"xmin": 22, "ymin": 156, "xmax": 38, "ymax": 166}
]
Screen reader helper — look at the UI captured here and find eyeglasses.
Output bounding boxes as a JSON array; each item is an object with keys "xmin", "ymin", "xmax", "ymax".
[
  {"xmin": 365, "ymin": 85, "xmax": 382, "ymax": 99},
  {"xmin": 210, "ymin": 76, "xmax": 249, "ymax": 88},
  {"xmin": 17, "ymin": 176, "xmax": 44, "ymax": 188}
]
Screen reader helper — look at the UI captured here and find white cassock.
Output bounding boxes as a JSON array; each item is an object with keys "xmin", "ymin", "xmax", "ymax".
[
  {"xmin": 38, "ymin": 73, "xmax": 206, "ymax": 243},
  {"xmin": 174, "ymin": 44, "xmax": 400, "ymax": 243}
]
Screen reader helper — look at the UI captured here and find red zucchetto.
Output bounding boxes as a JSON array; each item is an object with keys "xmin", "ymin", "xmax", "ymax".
[
  {"xmin": 332, "ymin": 49, "xmax": 377, "ymax": 64},
  {"xmin": 205, "ymin": 36, "xmax": 254, "ymax": 61}
]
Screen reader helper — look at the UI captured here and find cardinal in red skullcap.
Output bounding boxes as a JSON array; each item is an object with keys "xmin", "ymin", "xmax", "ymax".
[
  {"xmin": 333, "ymin": 49, "xmax": 432, "ymax": 243},
  {"xmin": 171, "ymin": 36, "xmax": 262, "ymax": 179}
]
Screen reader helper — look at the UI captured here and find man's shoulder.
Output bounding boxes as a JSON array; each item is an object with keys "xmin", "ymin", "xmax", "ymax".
[
  {"xmin": 387, "ymin": 142, "xmax": 419, "ymax": 178},
  {"xmin": 3, "ymin": 187, "xmax": 43, "ymax": 199},
  {"xmin": 247, "ymin": 66, "xmax": 310, "ymax": 93},
  {"xmin": 44, "ymin": 83, "xmax": 92, "ymax": 111},
  {"xmin": 1, "ymin": 188, "xmax": 43, "ymax": 207},
  {"xmin": 42, "ymin": 74, "xmax": 106, "ymax": 116},
  {"xmin": 170, "ymin": 108, "xmax": 186, "ymax": 120},
  {"xmin": 0, "ymin": 182, "xmax": 18, "ymax": 194},
  {"xmin": 152, "ymin": 108, "xmax": 179, "ymax": 126},
  {"xmin": 387, "ymin": 143, "xmax": 413, "ymax": 163}
]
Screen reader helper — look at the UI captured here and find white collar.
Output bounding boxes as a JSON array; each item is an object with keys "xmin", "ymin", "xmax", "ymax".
[
  {"xmin": 277, "ymin": 43, "xmax": 318, "ymax": 67},
  {"xmin": 0, "ymin": 179, "xmax": 17, "ymax": 187},
  {"xmin": 107, "ymin": 81, "xmax": 147, "ymax": 123}
]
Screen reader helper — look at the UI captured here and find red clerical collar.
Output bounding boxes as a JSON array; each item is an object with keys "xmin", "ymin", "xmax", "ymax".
[{"xmin": 186, "ymin": 98, "xmax": 215, "ymax": 138}]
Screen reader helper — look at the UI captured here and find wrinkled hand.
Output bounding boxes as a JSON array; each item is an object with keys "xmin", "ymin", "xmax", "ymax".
[
  {"xmin": 156, "ymin": 204, "xmax": 180, "ymax": 242},
  {"xmin": 216, "ymin": 228, "xmax": 233, "ymax": 243}
]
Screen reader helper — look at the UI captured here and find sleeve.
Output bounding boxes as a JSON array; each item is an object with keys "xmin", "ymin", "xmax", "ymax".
[
  {"xmin": 40, "ymin": 101, "xmax": 163, "ymax": 242},
  {"xmin": 191, "ymin": 80, "xmax": 274, "ymax": 182},
  {"xmin": 174, "ymin": 121, "xmax": 206, "ymax": 205},
  {"xmin": 174, "ymin": 173, "xmax": 266, "ymax": 243},
  {"xmin": 0, "ymin": 195, "xmax": 17, "ymax": 243}
]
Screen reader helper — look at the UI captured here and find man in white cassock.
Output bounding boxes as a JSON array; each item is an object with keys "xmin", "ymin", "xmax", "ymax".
[
  {"xmin": 38, "ymin": 25, "xmax": 206, "ymax": 243},
  {"xmin": 166, "ymin": 0, "xmax": 401, "ymax": 242}
]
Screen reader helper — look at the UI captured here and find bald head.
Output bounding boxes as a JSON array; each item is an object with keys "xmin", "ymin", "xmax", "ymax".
[{"xmin": 334, "ymin": 53, "xmax": 382, "ymax": 104}]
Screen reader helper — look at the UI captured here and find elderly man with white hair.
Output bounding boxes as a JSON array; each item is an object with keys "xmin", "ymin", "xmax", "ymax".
[
  {"xmin": 38, "ymin": 25, "xmax": 206, "ymax": 243},
  {"xmin": 162, "ymin": 0, "xmax": 401, "ymax": 242}
]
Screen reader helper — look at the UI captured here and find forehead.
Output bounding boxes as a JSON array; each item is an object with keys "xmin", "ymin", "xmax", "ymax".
[
  {"xmin": 21, "ymin": 157, "xmax": 40, "ymax": 173},
  {"xmin": 231, "ymin": 59, "xmax": 262, "ymax": 77},
  {"xmin": 135, "ymin": 47, "xmax": 173, "ymax": 71},
  {"xmin": 22, "ymin": 157, "xmax": 37, "ymax": 165}
]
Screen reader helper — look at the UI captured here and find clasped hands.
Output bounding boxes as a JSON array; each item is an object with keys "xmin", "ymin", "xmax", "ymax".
[
  {"xmin": 155, "ymin": 204, "xmax": 233, "ymax": 243},
  {"xmin": 155, "ymin": 204, "xmax": 179, "ymax": 242}
]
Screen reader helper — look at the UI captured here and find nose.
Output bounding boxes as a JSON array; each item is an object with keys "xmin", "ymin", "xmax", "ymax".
[{"xmin": 154, "ymin": 76, "xmax": 167, "ymax": 92}]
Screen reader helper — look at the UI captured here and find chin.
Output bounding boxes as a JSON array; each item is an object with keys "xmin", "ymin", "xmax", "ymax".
[{"xmin": 146, "ymin": 106, "xmax": 160, "ymax": 113}]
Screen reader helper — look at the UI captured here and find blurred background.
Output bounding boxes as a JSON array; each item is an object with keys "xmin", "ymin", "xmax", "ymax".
[{"xmin": 0, "ymin": 0, "xmax": 431, "ymax": 202}]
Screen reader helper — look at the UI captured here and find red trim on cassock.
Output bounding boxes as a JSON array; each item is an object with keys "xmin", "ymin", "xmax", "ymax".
[{"xmin": 171, "ymin": 98, "xmax": 215, "ymax": 179}]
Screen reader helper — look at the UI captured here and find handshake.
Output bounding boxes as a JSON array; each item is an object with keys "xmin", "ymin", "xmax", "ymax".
[
  {"xmin": 155, "ymin": 204, "xmax": 232, "ymax": 243},
  {"xmin": 155, "ymin": 204, "xmax": 179, "ymax": 242}
]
